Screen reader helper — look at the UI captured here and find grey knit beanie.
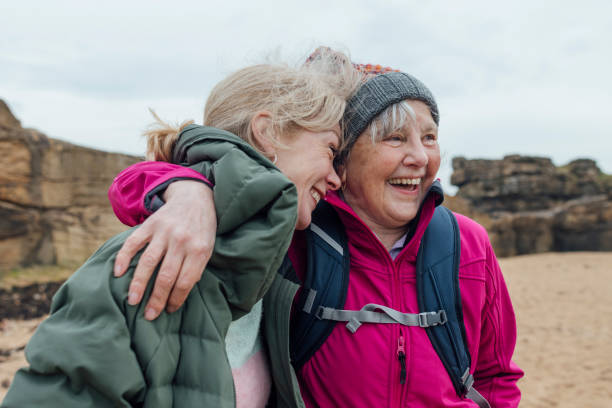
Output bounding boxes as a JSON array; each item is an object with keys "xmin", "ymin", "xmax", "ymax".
[{"xmin": 339, "ymin": 71, "xmax": 439, "ymax": 165}]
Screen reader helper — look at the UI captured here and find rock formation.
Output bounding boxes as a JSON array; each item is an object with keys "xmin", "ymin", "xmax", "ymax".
[
  {"xmin": 0, "ymin": 100, "xmax": 21, "ymax": 129},
  {"xmin": 451, "ymin": 155, "xmax": 612, "ymax": 257},
  {"xmin": 2, "ymin": 97, "xmax": 610, "ymax": 267},
  {"xmin": 0, "ymin": 99, "xmax": 141, "ymax": 270}
]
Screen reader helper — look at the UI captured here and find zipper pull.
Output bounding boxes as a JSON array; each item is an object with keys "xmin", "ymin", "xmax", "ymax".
[{"xmin": 397, "ymin": 335, "xmax": 406, "ymax": 385}]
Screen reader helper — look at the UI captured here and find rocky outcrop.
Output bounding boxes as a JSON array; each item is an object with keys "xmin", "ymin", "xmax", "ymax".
[
  {"xmin": 451, "ymin": 155, "xmax": 610, "ymax": 213},
  {"xmin": 0, "ymin": 100, "xmax": 21, "ymax": 129},
  {"xmin": 0, "ymin": 99, "xmax": 141, "ymax": 270},
  {"xmin": 451, "ymin": 155, "xmax": 612, "ymax": 257}
]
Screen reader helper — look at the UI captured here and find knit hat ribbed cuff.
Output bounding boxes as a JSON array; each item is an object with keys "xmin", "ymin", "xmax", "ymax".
[{"xmin": 339, "ymin": 71, "xmax": 439, "ymax": 164}]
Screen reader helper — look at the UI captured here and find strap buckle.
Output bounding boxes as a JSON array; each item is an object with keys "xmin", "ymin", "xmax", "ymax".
[{"xmin": 418, "ymin": 310, "xmax": 448, "ymax": 327}]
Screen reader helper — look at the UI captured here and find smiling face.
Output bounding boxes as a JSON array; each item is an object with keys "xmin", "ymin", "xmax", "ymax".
[
  {"xmin": 275, "ymin": 124, "xmax": 342, "ymax": 230},
  {"xmin": 342, "ymin": 100, "xmax": 440, "ymax": 234}
]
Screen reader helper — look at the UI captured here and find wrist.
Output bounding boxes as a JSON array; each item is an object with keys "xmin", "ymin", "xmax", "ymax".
[{"xmin": 163, "ymin": 179, "xmax": 212, "ymax": 202}]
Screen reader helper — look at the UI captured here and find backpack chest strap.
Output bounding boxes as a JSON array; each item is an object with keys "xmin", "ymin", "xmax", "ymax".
[{"xmin": 315, "ymin": 303, "xmax": 448, "ymax": 333}]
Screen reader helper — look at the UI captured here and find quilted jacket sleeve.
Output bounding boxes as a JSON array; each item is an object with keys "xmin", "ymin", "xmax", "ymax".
[{"xmin": 472, "ymin": 242, "xmax": 524, "ymax": 407}]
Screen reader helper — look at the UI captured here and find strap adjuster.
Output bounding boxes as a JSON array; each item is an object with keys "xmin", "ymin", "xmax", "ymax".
[
  {"xmin": 418, "ymin": 312, "xmax": 427, "ymax": 327},
  {"xmin": 315, "ymin": 306, "xmax": 325, "ymax": 320},
  {"xmin": 463, "ymin": 372, "xmax": 474, "ymax": 393},
  {"xmin": 439, "ymin": 309, "xmax": 448, "ymax": 325}
]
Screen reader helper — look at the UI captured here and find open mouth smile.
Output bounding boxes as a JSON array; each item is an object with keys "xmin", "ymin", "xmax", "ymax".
[
  {"xmin": 311, "ymin": 189, "xmax": 321, "ymax": 204},
  {"xmin": 387, "ymin": 177, "xmax": 421, "ymax": 192}
]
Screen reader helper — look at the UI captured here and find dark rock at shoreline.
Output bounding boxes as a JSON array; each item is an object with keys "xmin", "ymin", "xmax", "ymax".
[{"xmin": 0, "ymin": 282, "xmax": 63, "ymax": 320}]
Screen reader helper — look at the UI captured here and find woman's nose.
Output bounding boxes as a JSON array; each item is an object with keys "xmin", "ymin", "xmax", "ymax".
[
  {"xmin": 402, "ymin": 139, "xmax": 428, "ymax": 168},
  {"xmin": 326, "ymin": 168, "xmax": 342, "ymax": 191}
]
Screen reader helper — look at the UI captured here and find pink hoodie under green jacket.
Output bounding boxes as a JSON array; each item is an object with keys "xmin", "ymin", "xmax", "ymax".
[{"xmin": 109, "ymin": 162, "xmax": 523, "ymax": 407}]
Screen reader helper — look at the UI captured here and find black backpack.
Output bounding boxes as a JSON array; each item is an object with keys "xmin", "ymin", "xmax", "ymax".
[{"xmin": 287, "ymin": 186, "xmax": 490, "ymax": 408}]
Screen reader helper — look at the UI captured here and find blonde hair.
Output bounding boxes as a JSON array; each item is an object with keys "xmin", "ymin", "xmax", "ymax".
[{"xmin": 145, "ymin": 48, "xmax": 360, "ymax": 161}]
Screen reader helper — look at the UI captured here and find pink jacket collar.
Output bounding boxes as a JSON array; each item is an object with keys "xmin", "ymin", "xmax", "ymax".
[{"xmin": 323, "ymin": 186, "xmax": 441, "ymax": 264}]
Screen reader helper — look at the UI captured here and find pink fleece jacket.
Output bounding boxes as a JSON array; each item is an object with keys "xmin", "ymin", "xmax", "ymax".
[
  {"xmin": 290, "ymin": 191, "xmax": 523, "ymax": 408},
  {"xmin": 109, "ymin": 162, "xmax": 523, "ymax": 408}
]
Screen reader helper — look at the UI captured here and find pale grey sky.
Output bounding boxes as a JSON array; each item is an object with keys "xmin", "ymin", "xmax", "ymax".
[{"xmin": 1, "ymin": 0, "xmax": 611, "ymax": 193}]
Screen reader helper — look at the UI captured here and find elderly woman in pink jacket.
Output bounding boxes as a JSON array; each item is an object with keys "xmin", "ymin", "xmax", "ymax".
[{"xmin": 109, "ymin": 59, "xmax": 523, "ymax": 407}]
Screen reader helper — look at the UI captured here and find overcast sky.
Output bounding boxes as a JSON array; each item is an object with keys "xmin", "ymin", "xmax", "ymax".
[{"xmin": 1, "ymin": 0, "xmax": 611, "ymax": 193}]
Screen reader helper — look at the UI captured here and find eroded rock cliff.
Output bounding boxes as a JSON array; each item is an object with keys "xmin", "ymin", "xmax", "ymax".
[{"xmin": 0, "ymin": 99, "xmax": 141, "ymax": 270}]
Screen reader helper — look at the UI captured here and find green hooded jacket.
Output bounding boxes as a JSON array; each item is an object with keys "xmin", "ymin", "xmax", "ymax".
[{"xmin": 1, "ymin": 125, "xmax": 298, "ymax": 408}]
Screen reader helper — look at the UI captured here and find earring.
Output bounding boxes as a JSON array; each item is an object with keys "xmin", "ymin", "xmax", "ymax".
[{"xmin": 272, "ymin": 153, "xmax": 278, "ymax": 165}]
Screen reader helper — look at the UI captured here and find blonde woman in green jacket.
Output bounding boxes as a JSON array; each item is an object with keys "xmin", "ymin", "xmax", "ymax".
[{"xmin": 2, "ymin": 51, "xmax": 360, "ymax": 408}]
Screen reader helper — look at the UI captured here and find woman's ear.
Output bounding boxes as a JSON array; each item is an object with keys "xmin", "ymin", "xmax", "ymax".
[{"xmin": 250, "ymin": 111, "xmax": 276, "ymax": 156}]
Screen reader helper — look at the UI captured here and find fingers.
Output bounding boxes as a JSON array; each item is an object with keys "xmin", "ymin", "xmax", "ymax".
[
  {"xmin": 127, "ymin": 237, "xmax": 166, "ymax": 307},
  {"xmin": 142, "ymin": 247, "xmax": 184, "ymax": 320},
  {"xmin": 165, "ymin": 242, "xmax": 213, "ymax": 313},
  {"xmin": 114, "ymin": 227, "xmax": 151, "ymax": 277}
]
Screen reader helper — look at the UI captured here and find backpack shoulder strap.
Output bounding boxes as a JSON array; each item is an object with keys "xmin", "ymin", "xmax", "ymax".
[
  {"xmin": 290, "ymin": 201, "xmax": 350, "ymax": 370},
  {"xmin": 417, "ymin": 206, "xmax": 490, "ymax": 408}
]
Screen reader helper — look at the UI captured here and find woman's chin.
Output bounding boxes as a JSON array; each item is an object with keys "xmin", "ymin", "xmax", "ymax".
[{"xmin": 384, "ymin": 204, "xmax": 421, "ymax": 226}]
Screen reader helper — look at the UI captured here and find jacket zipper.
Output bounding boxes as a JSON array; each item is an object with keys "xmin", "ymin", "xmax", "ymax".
[
  {"xmin": 397, "ymin": 333, "xmax": 407, "ymax": 385},
  {"xmin": 330, "ymin": 196, "xmax": 433, "ymax": 406},
  {"xmin": 392, "ymin": 256, "xmax": 405, "ymax": 407}
]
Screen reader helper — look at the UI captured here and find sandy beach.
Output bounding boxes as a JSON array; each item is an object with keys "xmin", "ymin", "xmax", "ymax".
[
  {"xmin": 2, "ymin": 251, "xmax": 612, "ymax": 406},
  {"xmin": 501, "ymin": 252, "xmax": 612, "ymax": 407}
]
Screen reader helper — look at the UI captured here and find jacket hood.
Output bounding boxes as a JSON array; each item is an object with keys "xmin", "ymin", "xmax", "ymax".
[{"xmin": 173, "ymin": 124, "xmax": 277, "ymax": 171}]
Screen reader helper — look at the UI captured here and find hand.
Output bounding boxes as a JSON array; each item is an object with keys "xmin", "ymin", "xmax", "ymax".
[{"xmin": 113, "ymin": 180, "xmax": 216, "ymax": 320}]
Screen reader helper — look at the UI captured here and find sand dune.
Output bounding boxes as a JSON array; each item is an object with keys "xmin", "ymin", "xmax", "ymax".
[{"xmin": 2, "ymin": 252, "xmax": 612, "ymax": 406}]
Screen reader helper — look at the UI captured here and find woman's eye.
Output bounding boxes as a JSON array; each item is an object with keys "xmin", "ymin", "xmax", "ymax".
[
  {"xmin": 329, "ymin": 145, "xmax": 338, "ymax": 157},
  {"xmin": 382, "ymin": 134, "xmax": 404, "ymax": 146},
  {"xmin": 423, "ymin": 134, "xmax": 437, "ymax": 145}
]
